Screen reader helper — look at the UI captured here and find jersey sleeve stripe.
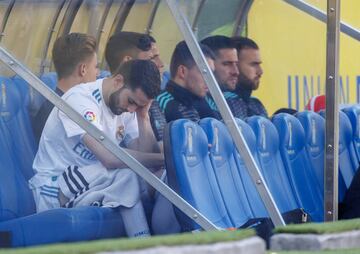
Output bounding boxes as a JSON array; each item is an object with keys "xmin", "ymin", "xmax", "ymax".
[
  {"xmin": 73, "ymin": 166, "xmax": 90, "ymax": 191},
  {"xmin": 62, "ymin": 168, "xmax": 78, "ymax": 195}
]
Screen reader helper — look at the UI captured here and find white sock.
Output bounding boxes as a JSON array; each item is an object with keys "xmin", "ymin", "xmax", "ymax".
[{"xmin": 120, "ymin": 200, "xmax": 151, "ymax": 238}]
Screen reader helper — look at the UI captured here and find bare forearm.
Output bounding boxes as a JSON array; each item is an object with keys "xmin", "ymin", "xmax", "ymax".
[
  {"xmin": 129, "ymin": 115, "xmax": 161, "ymax": 153},
  {"xmin": 83, "ymin": 134, "xmax": 164, "ymax": 170}
]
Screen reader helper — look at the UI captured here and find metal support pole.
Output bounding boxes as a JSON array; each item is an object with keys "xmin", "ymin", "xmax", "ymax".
[
  {"xmin": 0, "ymin": 46, "xmax": 219, "ymax": 231},
  {"xmin": 324, "ymin": 0, "xmax": 340, "ymax": 221},
  {"xmin": 232, "ymin": 0, "xmax": 253, "ymax": 36},
  {"xmin": 95, "ymin": 0, "xmax": 114, "ymax": 45},
  {"xmin": 0, "ymin": 0, "xmax": 15, "ymax": 43},
  {"xmin": 145, "ymin": 0, "xmax": 160, "ymax": 34},
  {"xmin": 56, "ymin": 0, "xmax": 84, "ymax": 38},
  {"xmin": 100, "ymin": 0, "xmax": 135, "ymax": 69},
  {"xmin": 165, "ymin": 0, "xmax": 285, "ymax": 227},
  {"xmin": 191, "ymin": 0, "xmax": 206, "ymax": 34},
  {"xmin": 39, "ymin": 0, "xmax": 66, "ymax": 75}
]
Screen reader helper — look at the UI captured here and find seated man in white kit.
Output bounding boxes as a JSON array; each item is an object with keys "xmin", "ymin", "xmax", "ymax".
[{"xmin": 29, "ymin": 59, "xmax": 164, "ymax": 238}]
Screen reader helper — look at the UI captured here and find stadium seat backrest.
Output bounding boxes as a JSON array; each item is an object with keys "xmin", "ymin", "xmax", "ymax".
[
  {"xmin": 273, "ymin": 113, "xmax": 324, "ymax": 221},
  {"xmin": 161, "ymin": 71, "xmax": 171, "ymax": 90},
  {"xmin": 40, "ymin": 72, "xmax": 58, "ymax": 91},
  {"xmin": 318, "ymin": 110, "xmax": 359, "ymax": 201},
  {"xmin": 11, "ymin": 75, "xmax": 30, "ymax": 108},
  {"xmin": 247, "ymin": 116, "xmax": 298, "ymax": 213},
  {"xmin": 199, "ymin": 118, "xmax": 254, "ymax": 227},
  {"xmin": 343, "ymin": 106, "xmax": 360, "ymax": 163},
  {"xmin": 12, "ymin": 73, "xmax": 57, "ymax": 117},
  {"xmin": 2, "ymin": 76, "xmax": 36, "ymax": 180},
  {"xmin": 297, "ymin": 111, "xmax": 325, "ymax": 191},
  {"xmin": 338, "ymin": 111, "xmax": 359, "ymax": 196},
  {"xmin": 97, "ymin": 70, "xmax": 111, "ymax": 79},
  {"xmin": 164, "ymin": 119, "xmax": 232, "ymax": 230},
  {"xmin": 233, "ymin": 118, "xmax": 268, "ymax": 218},
  {"xmin": 0, "ymin": 77, "xmax": 36, "ymax": 221}
]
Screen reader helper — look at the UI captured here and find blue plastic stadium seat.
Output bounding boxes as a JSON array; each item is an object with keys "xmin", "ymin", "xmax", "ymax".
[
  {"xmin": 343, "ymin": 106, "xmax": 360, "ymax": 163},
  {"xmin": 318, "ymin": 110, "xmax": 359, "ymax": 201},
  {"xmin": 233, "ymin": 118, "xmax": 268, "ymax": 218},
  {"xmin": 272, "ymin": 113, "xmax": 324, "ymax": 222},
  {"xmin": 199, "ymin": 118, "xmax": 254, "ymax": 227},
  {"xmin": 0, "ymin": 76, "xmax": 125, "ymax": 247},
  {"xmin": 0, "ymin": 119, "xmax": 35, "ymax": 221},
  {"xmin": 40, "ymin": 72, "xmax": 58, "ymax": 91},
  {"xmin": 297, "ymin": 111, "xmax": 325, "ymax": 192},
  {"xmin": 161, "ymin": 71, "xmax": 171, "ymax": 90},
  {"xmin": 12, "ymin": 73, "xmax": 57, "ymax": 118},
  {"xmin": 338, "ymin": 111, "xmax": 359, "ymax": 200},
  {"xmin": 0, "ymin": 77, "xmax": 36, "ymax": 180},
  {"xmin": 247, "ymin": 116, "xmax": 299, "ymax": 213},
  {"xmin": 97, "ymin": 70, "xmax": 111, "ymax": 79},
  {"xmin": 11, "ymin": 75, "xmax": 31, "ymax": 108},
  {"xmin": 164, "ymin": 119, "xmax": 232, "ymax": 231}
]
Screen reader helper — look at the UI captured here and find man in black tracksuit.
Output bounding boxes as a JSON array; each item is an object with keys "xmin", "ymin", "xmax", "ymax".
[
  {"xmin": 229, "ymin": 36, "xmax": 268, "ymax": 119},
  {"xmin": 157, "ymin": 41, "xmax": 220, "ymax": 123}
]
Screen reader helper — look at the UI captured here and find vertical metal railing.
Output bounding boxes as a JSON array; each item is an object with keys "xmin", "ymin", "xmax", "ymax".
[
  {"xmin": 324, "ymin": 0, "xmax": 340, "ymax": 221},
  {"xmin": 165, "ymin": 0, "xmax": 285, "ymax": 227}
]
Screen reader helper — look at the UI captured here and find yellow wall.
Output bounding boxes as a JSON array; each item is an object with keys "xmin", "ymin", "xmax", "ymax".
[
  {"xmin": 248, "ymin": 0, "xmax": 360, "ymax": 114},
  {"xmin": 1, "ymin": 2, "xmax": 61, "ymax": 75}
]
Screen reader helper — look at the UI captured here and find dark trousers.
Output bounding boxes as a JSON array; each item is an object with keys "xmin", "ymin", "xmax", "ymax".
[{"xmin": 340, "ymin": 166, "xmax": 360, "ymax": 219}]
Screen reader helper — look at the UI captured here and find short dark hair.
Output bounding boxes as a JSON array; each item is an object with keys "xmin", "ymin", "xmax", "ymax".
[
  {"xmin": 116, "ymin": 59, "xmax": 160, "ymax": 99},
  {"xmin": 231, "ymin": 36, "xmax": 259, "ymax": 51},
  {"xmin": 272, "ymin": 108, "xmax": 298, "ymax": 116},
  {"xmin": 105, "ymin": 32, "xmax": 152, "ymax": 74},
  {"xmin": 52, "ymin": 33, "xmax": 97, "ymax": 79},
  {"xmin": 170, "ymin": 40, "xmax": 215, "ymax": 79},
  {"xmin": 200, "ymin": 35, "xmax": 236, "ymax": 56}
]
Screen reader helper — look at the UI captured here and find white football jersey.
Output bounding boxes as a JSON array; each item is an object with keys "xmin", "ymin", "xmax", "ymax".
[{"xmin": 30, "ymin": 79, "xmax": 138, "ymax": 188}]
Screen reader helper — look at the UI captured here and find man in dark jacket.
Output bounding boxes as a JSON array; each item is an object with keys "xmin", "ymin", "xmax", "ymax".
[
  {"xmin": 229, "ymin": 36, "xmax": 268, "ymax": 119},
  {"xmin": 157, "ymin": 41, "xmax": 220, "ymax": 123}
]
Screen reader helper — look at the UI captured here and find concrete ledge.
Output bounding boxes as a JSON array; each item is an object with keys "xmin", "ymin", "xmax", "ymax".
[
  {"xmin": 271, "ymin": 230, "xmax": 360, "ymax": 251},
  {"xmin": 100, "ymin": 236, "xmax": 265, "ymax": 254}
]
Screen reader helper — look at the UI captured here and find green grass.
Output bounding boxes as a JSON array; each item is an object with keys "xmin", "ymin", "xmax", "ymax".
[
  {"xmin": 274, "ymin": 218, "xmax": 360, "ymax": 235},
  {"xmin": 0, "ymin": 229, "xmax": 255, "ymax": 254},
  {"xmin": 268, "ymin": 249, "xmax": 360, "ymax": 254}
]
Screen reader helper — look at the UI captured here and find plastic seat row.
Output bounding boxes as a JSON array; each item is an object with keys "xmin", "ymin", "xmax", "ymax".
[
  {"xmin": 163, "ymin": 108, "xmax": 360, "ymax": 230},
  {"xmin": 164, "ymin": 116, "xmax": 307, "ymax": 232},
  {"xmin": 316, "ymin": 109, "xmax": 360, "ymax": 201},
  {"xmin": 2, "ymin": 69, "xmax": 360, "ymax": 244}
]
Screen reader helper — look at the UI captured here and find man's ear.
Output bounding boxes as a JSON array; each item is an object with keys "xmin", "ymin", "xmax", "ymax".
[
  {"xmin": 177, "ymin": 65, "xmax": 187, "ymax": 80},
  {"xmin": 78, "ymin": 62, "xmax": 87, "ymax": 77},
  {"xmin": 113, "ymin": 74, "xmax": 124, "ymax": 89}
]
